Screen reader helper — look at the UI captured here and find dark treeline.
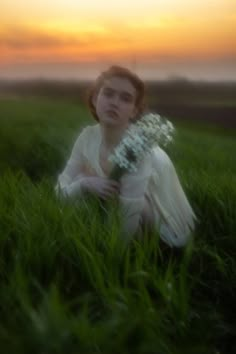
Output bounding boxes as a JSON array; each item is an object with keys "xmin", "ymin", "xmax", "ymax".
[
  {"xmin": 146, "ymin": 80, "xmax": 236, "ymax": 129},
  {"xmin": 1, "ymin": 78, "xmax": 236, "ymax": 128},
  {"xmin": 0, "ymin": 79, "xmax": 90, "ymax": 102},
  {"xmin": 1, "ymin": 78, "xmax": 236, "ymax": 102},
  {"xmin": 146, "ymin": 79, "xmax": 236, "ymax": 103}
]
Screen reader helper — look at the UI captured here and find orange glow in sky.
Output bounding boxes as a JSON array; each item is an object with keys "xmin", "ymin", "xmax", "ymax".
[{"xmin": 0, "ymin": 0, "xmax": 236, "ymax": 80}]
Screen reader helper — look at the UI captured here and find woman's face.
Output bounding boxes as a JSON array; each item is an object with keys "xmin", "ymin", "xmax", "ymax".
[{"xmin": 93, "ymin": 76, "xmax": 138, "ymax": 129}]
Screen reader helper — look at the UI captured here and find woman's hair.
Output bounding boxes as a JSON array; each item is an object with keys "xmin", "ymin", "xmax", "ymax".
[{"xmin": 87, "ymin": 65, "xmax": 146, "ymax": 122}]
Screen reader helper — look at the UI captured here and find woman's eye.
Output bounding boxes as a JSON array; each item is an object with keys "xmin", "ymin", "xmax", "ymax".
[
  {"xmin": 102, "ymin": 89, "xmax": 133, "ymax": 103},
  {"xmin": 121, "ymin": 95, "xmax": 132, "ymax": 103},
  {"xmin": 103, "ymin": 90, "xmax": 113, "ymax": 97}
]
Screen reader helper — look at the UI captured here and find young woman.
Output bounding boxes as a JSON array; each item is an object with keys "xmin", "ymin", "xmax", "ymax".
[{"xmin": 55, "ymin": 66, "xmax": 197, "ymax": 247}]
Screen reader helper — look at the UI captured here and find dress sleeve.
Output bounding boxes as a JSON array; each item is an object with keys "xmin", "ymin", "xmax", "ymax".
[
  {"xmin": 55, "ymin": 127, "xmax": 89, "ymax": 198},
  {"xmin": 151, "ymin": 148, "xmax": 197, "ymax": 247},
  {"xmin": 119, "ymin": 157, "xmax": 152, "ymax": 240}
]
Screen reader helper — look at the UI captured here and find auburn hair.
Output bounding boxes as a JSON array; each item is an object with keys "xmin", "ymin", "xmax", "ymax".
[{"xmin": 87, "ymin": 65, "xmax": 146, "ymax": 122}]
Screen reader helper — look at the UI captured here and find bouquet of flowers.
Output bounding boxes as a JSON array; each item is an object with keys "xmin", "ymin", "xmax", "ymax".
[{"xmin": 108, "ymin": 113, "xmax": 175, "ymax": 181}]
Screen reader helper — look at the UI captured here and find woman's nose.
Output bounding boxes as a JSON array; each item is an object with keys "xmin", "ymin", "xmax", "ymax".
[{"xmin": 109, "ymin": 94, "xmax": 119, "ymax": 106}]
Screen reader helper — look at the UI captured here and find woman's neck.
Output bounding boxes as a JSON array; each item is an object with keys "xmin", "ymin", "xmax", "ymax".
[{"xmin": 100, "ymin": 123, "xmax": 128, "ymax": 151}]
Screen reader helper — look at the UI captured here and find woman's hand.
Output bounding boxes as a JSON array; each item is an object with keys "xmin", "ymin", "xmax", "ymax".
[{"xmin": 80, "ymin": 176, "xmax": 120, "ymax": 200}]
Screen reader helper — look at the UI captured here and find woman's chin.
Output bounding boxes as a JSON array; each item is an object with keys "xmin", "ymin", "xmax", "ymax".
[{"xmin": 101, "ymin": 116, "xmax": 120, "ymax": 126}]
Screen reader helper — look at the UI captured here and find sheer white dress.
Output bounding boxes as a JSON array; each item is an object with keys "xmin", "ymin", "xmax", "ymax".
[{"xmin": 55, "ymin": 124, "xmax": 197, "ymax": 247}]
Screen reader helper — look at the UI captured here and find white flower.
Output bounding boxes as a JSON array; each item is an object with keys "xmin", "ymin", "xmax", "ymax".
[{"xmin": 109, "ymin": 113, "xmax": 175, "ymax": 179}]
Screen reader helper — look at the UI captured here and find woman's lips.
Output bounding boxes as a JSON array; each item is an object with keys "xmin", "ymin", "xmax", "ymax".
[{"xmin": 106, "ymin": 109, "xmax": 119, "ymax": 118}]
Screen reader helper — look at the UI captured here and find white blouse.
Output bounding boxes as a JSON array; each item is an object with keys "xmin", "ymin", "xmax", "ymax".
[{"xmin": 55, "ymin": 124, "xmax": 197, "ymax": 247}]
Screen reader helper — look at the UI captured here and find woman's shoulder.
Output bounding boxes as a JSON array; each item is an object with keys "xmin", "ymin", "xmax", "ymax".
[
  {"xmin": 151, "ymin": 146, "xmax": 172, "ymax": 169},
  {"xmin": 73, "ymin": 123, "xmax": 99, "ymax": 144},
  {"xmin": 79, "ymin": 123, "xmax": 100, "ymax": 138},
  {"xmin": 69, "ymin": 123, "xmax": 100, "ymax": 156}
]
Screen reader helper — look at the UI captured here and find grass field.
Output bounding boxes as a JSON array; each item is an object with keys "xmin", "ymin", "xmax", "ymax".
[{"xmin": 0, "ymin": 96, "xmax": 236, "ymax": 353}]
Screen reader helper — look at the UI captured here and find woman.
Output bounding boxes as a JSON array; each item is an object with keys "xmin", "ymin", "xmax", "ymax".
[{"xmin": 55, "ymin": 66, "xmax": 197, "ymax": 247}]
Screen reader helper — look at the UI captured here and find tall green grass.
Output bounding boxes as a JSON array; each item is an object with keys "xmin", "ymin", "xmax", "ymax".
[{"xmin": 0, "ymin": 97, "xmax": 235, "ymax": 353}]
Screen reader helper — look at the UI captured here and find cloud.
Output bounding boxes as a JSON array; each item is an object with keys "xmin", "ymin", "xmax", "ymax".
[
  {"xmin": 1, "ymin": 20, "xmax": 236, "ymax": 66},
  {"xmin": 0, "ymin": 24, "xmax": 139, "ymax": 58},
  {"xmin": 0, "ymin": 25, "xmax": 99, "ymax": 49}
]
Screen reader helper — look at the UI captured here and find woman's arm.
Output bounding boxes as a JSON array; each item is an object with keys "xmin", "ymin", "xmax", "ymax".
[
  {"xmin": 119, "ymin": 157, "xmax": 152, "ymax": 240},
  {"xmin": 55, "ymin": 127, "xmax": 120, "ymax": 200},
  {"xmin": 55, "ymin": 128, "xmax": 89, "ymax": 199},
  {"xmin": 151, "ymin": 147, "xmax": 197, "ymax": 247}
]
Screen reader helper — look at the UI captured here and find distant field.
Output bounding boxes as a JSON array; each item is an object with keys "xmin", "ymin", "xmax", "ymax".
[
  {"xmin": 1, "ymin": 79, "xmax": 236, "ymax": 128},
  {"xmin": 0, "ymin": 96, "xmax": 235, "ymax": 353}
]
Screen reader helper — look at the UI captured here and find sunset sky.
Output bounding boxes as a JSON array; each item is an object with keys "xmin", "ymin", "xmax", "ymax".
[{"xmin": 0, "ymin": 0, "xmax": 235, "ymax": 81}]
